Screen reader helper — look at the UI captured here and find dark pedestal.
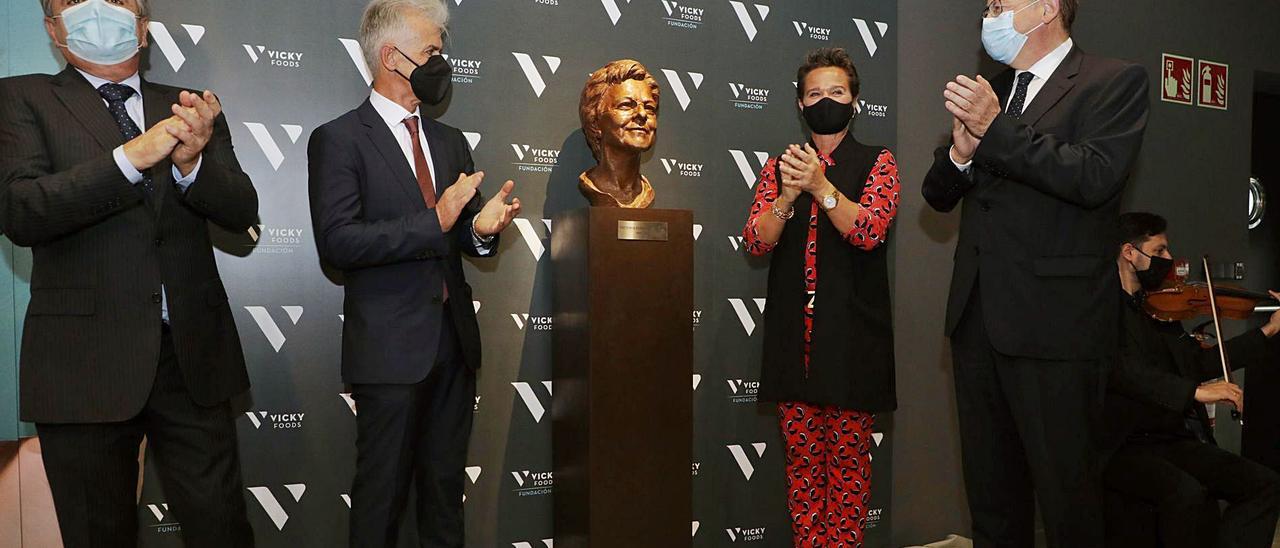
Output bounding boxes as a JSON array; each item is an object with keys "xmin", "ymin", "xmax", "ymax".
[{"xmin": 551, "ymin": 207, "xmax": 694, "ymax": 548}]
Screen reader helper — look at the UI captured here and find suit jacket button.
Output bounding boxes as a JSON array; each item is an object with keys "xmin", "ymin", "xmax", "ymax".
[
  {"xmin": 151, "ymin": 292, "xmax": 163, "ymax": 304},
  {"xmin": 154, "ymin": 237, "xmax": 164, "ymax": 246},
  {"xmin": 980, "ymin": 201, "xmax": 992, "ymax": 212}
]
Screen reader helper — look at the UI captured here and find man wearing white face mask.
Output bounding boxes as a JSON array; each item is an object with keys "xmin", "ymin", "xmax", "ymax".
[
  {"xmin": 921, "ymin": 1, "xmax": 1149, "ymax": 548},
  {"xmin": 0, "ymin": 0, "xmax": 258, "ymax": 546}
]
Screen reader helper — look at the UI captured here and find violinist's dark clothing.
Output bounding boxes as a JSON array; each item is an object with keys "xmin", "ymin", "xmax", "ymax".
[{"xmin": 1103, "ymin": 291, "xmax": 1280, "ymax": 548}]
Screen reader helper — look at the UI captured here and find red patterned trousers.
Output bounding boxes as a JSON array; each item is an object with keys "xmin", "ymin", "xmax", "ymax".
[{"xmin": 778, "ymin": 402, "xmax": 875, "ymax": 548}]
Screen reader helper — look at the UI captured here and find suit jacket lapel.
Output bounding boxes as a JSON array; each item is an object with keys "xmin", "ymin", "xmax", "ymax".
[
  {"xmin": 50, "ymin": 67, "xmax": 127, "ymax": 151},
  {"xmin": 142, "ymin": 78, "xmax": 175, "ymax": 217},
  {"xmin": 1017, "ymin": 46, "xmax": 1082, "ymax": 128},
  {"xmin": 357, "ymin": 100, "xmax": 427, "ymax": 208}
]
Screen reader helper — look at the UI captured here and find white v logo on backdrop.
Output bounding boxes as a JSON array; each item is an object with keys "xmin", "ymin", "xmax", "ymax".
[
  {"xmin": 338, "ymin": 38, "xmax": 372, "ymax": 85},
  {"xmin": 726, "ymin": 443, "xmax": 767, "ymax": 480},
  {"xmin": 145, "ymin": 503, "xmax": 176, "ymax": 525},
  {"xmin": 246, "ymin": 484, "xmax": 306, "ymax": 531},
  {"xmin": 660, "ymin": 69, "xmax": 705, "ymax": 111},
  {"xmin": 728, "ymin": 1, "xmax": 770, "ymax": 42},
  {"xmin": 727, "ymin": 298, "xmax": 767, "ymax": 336},
  {"xmin": 512, "ymin": 381, "xmax": 553, "ymax": 423},
  {"xmin": 244, "ymin": 306, "xmax": 304, "ymax": 352},
  {"xmin": 147, "ymin": 22, "xmax": 205, "ymax": 72},
  {"xmin": 463, "ymin": 132, "xmax": 482, "ymax": 151},
  {"xmin": 512, "ymin": 53, "xmax": 562, "ymax": 97},
  {"xmin": 462, "ymin": 466, "xmax": 482, "ymax": 502},
  {"xmin": 599, "ymin": 0, "xmax": 632, "ymax": 25},
  {"xmin": 512, "ymin": 218, "xmax": 553, "ymax": 261},
  {"xmin": 243, "ymin": 123, "xmax": 303, "ymax": 171},
  {"xmin": 852, "ymin": 19, "xmax": 890, "ymax": 57},
  {"xmin": 728, "ymin": 150, "xmax": 770, "ymax": 188}
]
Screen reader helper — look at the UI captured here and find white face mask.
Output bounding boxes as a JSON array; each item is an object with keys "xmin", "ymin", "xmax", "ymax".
[
  {"xmin": 981, "ymin": 0, "xmax": 1044, "ymax": 65},
  {"xmin": 53, "ymin": 0, "xmax": 142, "ymax": 66}
]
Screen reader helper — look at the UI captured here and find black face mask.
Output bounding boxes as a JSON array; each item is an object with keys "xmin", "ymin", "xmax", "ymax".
[
  {"xmin": 801, "ymin": 97, "xmax": 855, "ymax": 135},
  {"xmin": 1134, "ymin": 249, "xmax": 1174, "ymax": 291},
  {"xmin": 394, "ymin": 47, "xmax": 453, "ymax": 106}
]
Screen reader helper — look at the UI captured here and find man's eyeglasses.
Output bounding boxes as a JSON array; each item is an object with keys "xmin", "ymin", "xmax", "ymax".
[{"xmin": 983, "ymin": 0, "xmax": 1035, "ymax": 17}]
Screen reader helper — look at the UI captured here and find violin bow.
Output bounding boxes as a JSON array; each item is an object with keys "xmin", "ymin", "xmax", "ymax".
[{"xmin": 1202, "ymin": 255, "xmax": 1242, "ymax": 421}]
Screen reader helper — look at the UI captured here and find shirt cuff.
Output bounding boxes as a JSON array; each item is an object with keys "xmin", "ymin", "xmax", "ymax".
[
  {"xmin": 172, "ymin": 154, "xmax": 202, "ymax": 193},
  {"xmin": 471, "ymin": 218, "xmax": 497, "ymax": 254},
  {"xmin": 949, "ymin": 145, "xmax": 973, "ymax": 173},
  {"xmin": 112, "ymin": 146, "xmax": 144, "ymax": 184}
]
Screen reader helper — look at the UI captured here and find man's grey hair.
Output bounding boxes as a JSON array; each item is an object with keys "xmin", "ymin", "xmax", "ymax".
[
  {"xmin": 359, "ymin": 0, "xmax": 449, "ymax": 74},
  {"xmin": 42, "ymin": 0, "xmax": 151, "ymax": 17}
]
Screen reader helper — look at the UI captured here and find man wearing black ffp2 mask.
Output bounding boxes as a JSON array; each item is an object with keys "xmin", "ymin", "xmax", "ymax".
[{"xmin": 393, "ymin": 45, "xmax": 452, "ymax": 105}]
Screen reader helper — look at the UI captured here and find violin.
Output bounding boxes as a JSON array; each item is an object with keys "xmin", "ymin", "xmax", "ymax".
[
  {"xmin": 1139, "ymin": 256, "xmax": 1276, "ymax": 423},
  {"xmin": 1142, "ymin": 282, "xmax": 1279, "ymax": 322}
]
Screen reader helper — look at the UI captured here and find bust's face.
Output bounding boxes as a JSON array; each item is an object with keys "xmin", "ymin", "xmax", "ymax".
[{"xmin": 595, "ymin": 79, "xmax": 658, "ymax": 155}]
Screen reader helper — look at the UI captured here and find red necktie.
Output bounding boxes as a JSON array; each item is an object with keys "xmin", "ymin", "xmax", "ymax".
[
  {"xmin": 402, "ymin": 115, "xmax": 448, "ymax": 302},
  {"xmin": 402, "ymin": 115, "xmax": 437, "ymax": 208}
]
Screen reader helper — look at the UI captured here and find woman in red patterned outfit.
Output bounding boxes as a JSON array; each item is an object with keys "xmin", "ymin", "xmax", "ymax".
[{"xmin": 742, "ymin": 48, "xmax": 900, "ymax": 548}]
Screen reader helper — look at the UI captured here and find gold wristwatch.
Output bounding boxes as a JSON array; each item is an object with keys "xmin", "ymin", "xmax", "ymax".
[{"xmin": 820, "ymin": 188, "xmax": 841, "ymax": 211}]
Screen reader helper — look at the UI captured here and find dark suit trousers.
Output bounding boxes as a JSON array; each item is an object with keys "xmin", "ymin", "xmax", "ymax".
[
  {"xmin": 1105, "ymin": 437, "xmax": 1280, "ymax": 548},
  {"xmin": 36, "ymin": 326, "xmax": 254, "ymax": 548},
  {"xmin": 349, "ymin": 314, "xmax": 475, "ymax": 548},
  {"xmin": 951, "ymin": 286, "xmax": 1105, "ymax": 548}
]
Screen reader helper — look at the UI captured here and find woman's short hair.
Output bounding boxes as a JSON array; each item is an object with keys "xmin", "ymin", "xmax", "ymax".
[{"xmin": 795, "ymin": 47, "xmax": 860, "ymax": 100}]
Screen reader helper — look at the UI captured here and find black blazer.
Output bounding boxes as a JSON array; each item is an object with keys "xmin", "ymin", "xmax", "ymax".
[
  {"xmin": 308, "ymin": 100, "xmax": 492, "ymax": 385},
  {"xmin": 0, "ymin": 67, "xmax": 258, "ymax": 423},
  {"xmin": 922, "ymin": 46, "xmax": 1150, "ymax": 360},
  {"xmin": 1103, "ymin": 296, "xmax": 1278, "ymax": 453}
]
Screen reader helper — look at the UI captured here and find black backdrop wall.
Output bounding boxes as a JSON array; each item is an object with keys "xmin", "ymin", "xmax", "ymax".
[{"xmin": 130, "ymin": 1, "xmax": 898, "ymax": 546}]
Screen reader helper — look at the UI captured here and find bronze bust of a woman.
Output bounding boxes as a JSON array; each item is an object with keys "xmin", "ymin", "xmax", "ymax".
[{"xmin": 577, "ymin": 59, "xmax": 660, "ymax": 208}]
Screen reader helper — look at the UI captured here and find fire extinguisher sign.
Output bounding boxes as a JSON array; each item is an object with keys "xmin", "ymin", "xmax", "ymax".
[{"xmin": 1197, "ymin": 59, "xmax": 1229, "ymax": 111}]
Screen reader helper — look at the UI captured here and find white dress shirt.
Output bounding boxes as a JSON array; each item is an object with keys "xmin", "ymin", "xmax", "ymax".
[
  {"xmin": 952, "ymin": 37, "xmax": 1075, "ymax": 172},
  {"xmin": 368, "ymin": 90, "xmax": 495, "ymax": 250},
  {"xmin": 369, "ymin": 90, "xmax": 438, "ymax": 191}
]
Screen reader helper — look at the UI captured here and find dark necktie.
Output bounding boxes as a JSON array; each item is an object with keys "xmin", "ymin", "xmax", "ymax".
[
  {"xmin": 401, "ymin": 115, "xmax": 448, "ymax": 301},
  {"xmin": 97, "ymin": 83, "xmax": 154, "ymax": 194},
  {"xmin": 401, "ymin": 115, "xmax": 437, "ymax": 208},
  {"xmin": 1006, "ymin": 71, "xmax": 1036, "ymax": 119}
]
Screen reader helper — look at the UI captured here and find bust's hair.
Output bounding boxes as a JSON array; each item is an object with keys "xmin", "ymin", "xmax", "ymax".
[{"xmin": 579, "ymin": 59, "xmax": 660, "ymax": 160}]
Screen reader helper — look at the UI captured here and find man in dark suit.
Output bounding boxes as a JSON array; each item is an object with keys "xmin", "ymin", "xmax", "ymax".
[
  {"xmin": 1104, "ymin": 212, "xmax": 1280, "ymax": 548},
  {"xmin": 307, "ymin": 1, "xmax": 520, "ymax": 545},
  {"xmin": 0, "ymin": 0, "xmax": 258, "ymax": 546},
  {"xmin": 921, "ymin": 1, "xmax": 1149, "ymax": 546}
]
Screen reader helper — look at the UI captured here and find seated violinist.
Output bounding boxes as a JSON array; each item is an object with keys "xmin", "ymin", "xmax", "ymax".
[{"xmin": 1103, "ymin": 211, "xmax": 1280, "ymax": 548}]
